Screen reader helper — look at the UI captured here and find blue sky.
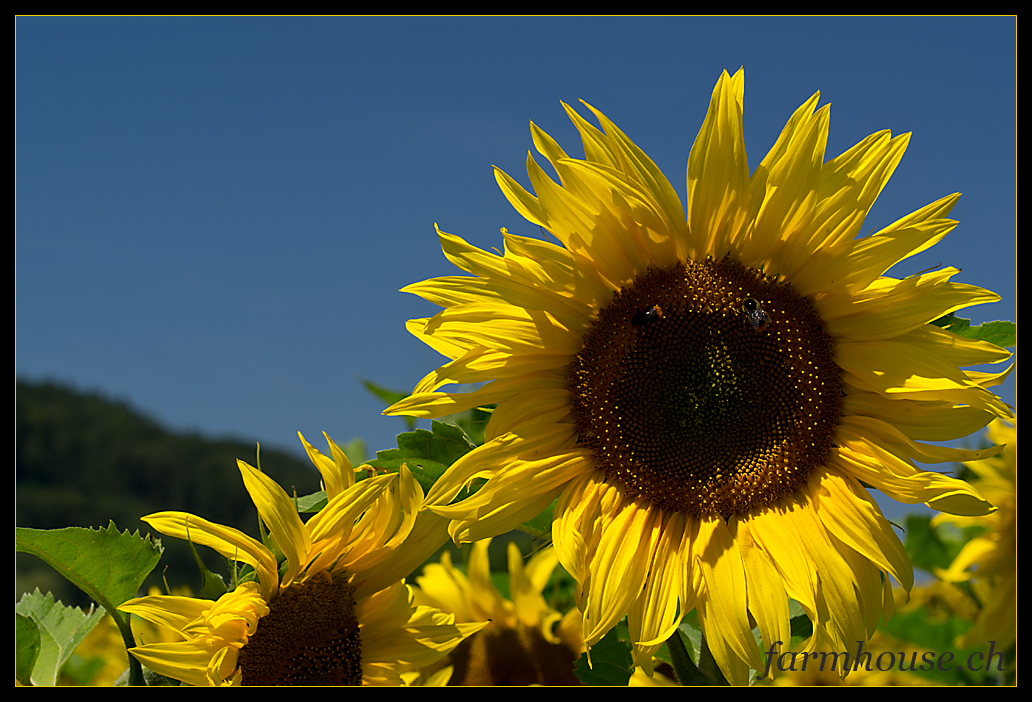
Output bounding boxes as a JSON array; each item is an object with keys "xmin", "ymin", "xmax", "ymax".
[{"xmin": 17, "ymin": 17, "xmax": 1015, "ymax": 522}]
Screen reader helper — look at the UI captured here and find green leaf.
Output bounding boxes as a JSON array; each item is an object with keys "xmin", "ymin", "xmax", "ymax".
[
  {"xmin": 677, "ymin": 609, "xmax": 702, "ymax": 659},
  {"xmin": 445, "ymin": 405, "xmax": 494, "ymax": 447},
  {"xmin": 185, "ymin": 533, "xmax": 228, "ymax": 601},
  {"xmin": 667, "ymin": 627, "xmax": 708, "ymax": 685},
  {"xmin": 931, "ymin": 314, "xmax": 1016, "ymax": 348},
  {"xmin": 15, "ymin": 521, "xmax": 163, "ymax": 686},
  {"xmin": 361, "ymin": 378, "xmax": 416, "ymax": 430},
  {"xmin": 15, "ymin": 612, "xmax": 41, "ymax": 685},
  {"xmin": 15, "ymin": 522, "xmax": 163, "ymax": 614},
  {"xmin": 15, "ymin": 589, "xmax": 106, "ymax": 686},
  {"xmin": 903, "ymin": 514, "xmax": 965, "ymax": 574},
  {"xmin": 574, "ymin": 627, "xmax": 634, "ymax": 686},
  {"xmin": 518, "ymin": 499, "xmax": 556, "ymax": 540},
  {"xmin": 366, "ymin": 420, "xmax": 477, "ymax": 495},
  {"xmin": 789, "ymin": 602, "xmax": 814, "ymax": 642},
  {"xmin": 294, "ymin": 489, "xmax": 329, "ymax": 514}
]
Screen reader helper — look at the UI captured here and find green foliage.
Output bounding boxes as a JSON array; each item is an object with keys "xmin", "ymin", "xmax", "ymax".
[
  {"xmin": 15, "ymin": 612, "xmax": 41, "ymax": 685},
  {"xmin": 903, "ymin": 514, "xmax": 980, "ymax": 576},
  {"xmin": 15, "ymin": 590, "xmax": 106, "ymax": 686},
  {"xmin": 185, "ymin": 535, "xmax": 230, "ymax": 601},
  {"xmin": 574, "ymin": 627, "xmax": 634, "ymax": 686},
  {"xmin": 880, "ymin": 605, "xmax": 981, "ymax": 684},
  {"xmin": 366, "ymin": 420, "xmax": 478, "ymax": 495},
  {"xmin": 15, "ymin": 522, "xmax": 163, "ymax": 619},
  {"xmin": 15, "ymin": 522, "xmax": 164, "ymax": 685},
  {"xmin": 365, "ymin": 378, "xmax": 494, "ymax": 448},
  {"xmin": 518, "ymin": 499, "xmax": 556, "ymax": 541},
  {"xmin": 931, "ymin": 313, "xmax": 1017, "ymax": 348}
]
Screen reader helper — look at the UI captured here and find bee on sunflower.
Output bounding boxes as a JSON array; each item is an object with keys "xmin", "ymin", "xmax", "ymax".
[{"xmin": 386, "ymin": 69, "xmax": 1012, "ymax": 684}]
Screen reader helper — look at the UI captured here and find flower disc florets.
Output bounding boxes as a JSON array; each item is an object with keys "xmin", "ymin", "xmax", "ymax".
[
  {"xmin": 238, "ymin": 571, "xmax": 362, "ymax": 686},
  {"xmin": 569, "ymin": 257, "xmax": 842, "ymax": 518}
]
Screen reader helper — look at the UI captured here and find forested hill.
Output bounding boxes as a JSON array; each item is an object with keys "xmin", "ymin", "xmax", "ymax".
[{"xmin": 16, "ymin": 378, "xmax": 323, "ymax": 605}]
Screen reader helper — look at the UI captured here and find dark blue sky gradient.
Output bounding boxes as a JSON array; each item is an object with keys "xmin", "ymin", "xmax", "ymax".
[{"xmin": 17, "ymin": 17, "xmax": 1015, "ymax": 524}]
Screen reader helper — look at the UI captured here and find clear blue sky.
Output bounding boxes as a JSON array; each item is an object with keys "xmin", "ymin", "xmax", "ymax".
[{"xmin": 17, "ymin": 17, "xmax": 1016, "ymax": 507}]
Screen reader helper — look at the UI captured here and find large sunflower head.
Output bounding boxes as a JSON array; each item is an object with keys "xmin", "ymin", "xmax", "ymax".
[
  {"xmin": 119, "ymin": 432, "xmax": 485, "ymax": 686},
  {"xmin": 386, "ymin": 69, "xmax": 1013, "ymax": 684}
]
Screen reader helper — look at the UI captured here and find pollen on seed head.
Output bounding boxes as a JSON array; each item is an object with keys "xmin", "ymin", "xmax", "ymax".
[{"xmin": 568, "ymin": 259, "xmax": 842, "ymax": 519}]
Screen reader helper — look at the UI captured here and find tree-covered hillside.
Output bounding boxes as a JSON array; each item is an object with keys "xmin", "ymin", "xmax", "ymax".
[{"xmin": 16, "ymin": 378, "xmax": 324, "ymax": 606}]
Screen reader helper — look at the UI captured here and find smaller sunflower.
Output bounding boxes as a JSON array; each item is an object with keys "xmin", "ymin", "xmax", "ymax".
[
  {"xmin": 933, "ymin": 417, "xmax": 1016, "ymax": 652},
  {"xmin": 119, "ymin": 433, "xmax": 486, "ymax": 686},
  {"xmin": 412, "ymin": 538, "xmax": 583, "ymax": 685}
]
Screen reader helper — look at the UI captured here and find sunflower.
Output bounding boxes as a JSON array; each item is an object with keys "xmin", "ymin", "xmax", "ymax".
[
  {"xmin": 933, "ymin": 417, "xmax": 1016, "ymax": 653},
  {"xmin": 385, "ymin": 69, "xmax": 1013, "ymax": 684},
  {"xmin": 118, "ymin": 433, "xmax": 486, "ymax": 686},
  {"xmin": 411, "ymin": 538, "xmax": 583, "ymax": 685}
]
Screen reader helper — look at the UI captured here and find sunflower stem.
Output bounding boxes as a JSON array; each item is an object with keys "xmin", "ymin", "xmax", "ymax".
[
  {"xmin": 697, "ymin": 631, "xmax": 730, "ymax": 685},
  {"xmin": 667, "ymin": 628, "xmax": 723, "ymax": 686}
]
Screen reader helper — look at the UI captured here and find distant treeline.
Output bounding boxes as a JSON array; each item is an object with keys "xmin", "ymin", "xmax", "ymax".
[{"xmin": 16, "ymin": 378, "xmax": 321, "ymax": 607}]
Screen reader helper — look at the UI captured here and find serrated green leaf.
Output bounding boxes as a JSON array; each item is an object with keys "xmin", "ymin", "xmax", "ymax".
[
  {"xmin": 15, "ymin": 589, "xmax": 106, "ymax": 686},
  {"xmin": 931, "ymin": 314, "xmax": 1017, "ymax": 348},
  {"xmin": 16, "ymin": 612, "xmax": 41, "ymax": 685},
  {"xmin": 574, "ymin": 627, "xmax": 634, "ymax": 685},
  {"xmin": 366, "ymin": 420, "xmax": 478, "ymax": 494},
  {"xmin": 16, "ymin": 522, "xmax": 163, "ymax": 613},
  {"xmin": 400, "ymin": 420, "xmax": 477, "ymax": 460},
  {"xmin": 961, "ymin": 320, "xmax": 1017, "ymax": 348},
  {"xmin": 367, "ymin": 449, "xmax": 451, "ymax": 495},
  {"xmin": 15, "ymin": 521, "xmax": 163, "ymax": 685}
]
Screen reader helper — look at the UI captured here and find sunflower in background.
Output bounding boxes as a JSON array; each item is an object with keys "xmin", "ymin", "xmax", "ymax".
[
  {"xmin": 386, "ymin": 69, "xmax": 1013, "ymax": 684},
  {"xmin": 933, "ymin": 417, "xmax": 1016, "ymax": 655},
  {"xmin": 60, "ymin": 587, "xmax": 192, "ymax": 686},
  {"xmin": 118, "ymin": 433, "xmax": 485, "ymax": 686},
  {"xmin": 411, "ymin": 538, "xmax": 583, "ymax": 685}
]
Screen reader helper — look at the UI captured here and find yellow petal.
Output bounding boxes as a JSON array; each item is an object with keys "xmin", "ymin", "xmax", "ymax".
[
  {"xmin": 686, "ymin": 68, "xmax": 750, "ymax": 260},
  {"xmin": 690, "ymin": 513, "xmax": 763, "ymax": 674},
  {"xmin": 808, "ymin": 466, "xmax": 913, "ymax": 592},
  {"xmin": 237, "ymin": 459, "xmax": 311, "ymax": 589},
  {"xmin": 298, "ymin": 431, "xmax": 353, "ymax": 501},
  {"xmin": 831, "ymin": 442, "xmax": 994, "ymax": 516},
  {"xmin": 141, "ymin": 511, "xmax": 279, "ymax": 600}
]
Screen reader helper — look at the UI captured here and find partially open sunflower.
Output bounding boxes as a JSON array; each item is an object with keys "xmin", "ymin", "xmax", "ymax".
[
  {"xmin": 119, "ymin": 433, "xmax": 484, "ymax": 685},
  {"xmin": 386, "ymin": 69, "xmax": 1013, "ymax": 684}
]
